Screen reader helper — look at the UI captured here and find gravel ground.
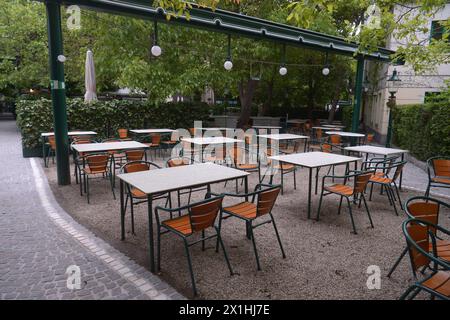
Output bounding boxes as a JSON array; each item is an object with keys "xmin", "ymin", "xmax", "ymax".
[{"xmin": 43, "ymin": 154, "xmax": 450, "ymax": 300}]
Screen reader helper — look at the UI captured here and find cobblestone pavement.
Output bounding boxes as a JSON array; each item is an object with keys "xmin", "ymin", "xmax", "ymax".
[{"xmin": 0, "ymin": 120, "xmax": 184, "ymax": 300}]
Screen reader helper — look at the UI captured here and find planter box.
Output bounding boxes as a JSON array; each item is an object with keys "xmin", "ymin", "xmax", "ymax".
[{"xmin": 22, "ymin": 145, "xmax": 43, "ymax": 158}]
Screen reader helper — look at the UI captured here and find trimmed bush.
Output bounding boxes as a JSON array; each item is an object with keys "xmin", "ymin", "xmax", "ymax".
[
  {"xmin": 341, "ymin": 105, "xmax": 353, "ymax": 131},
  {"xmin": 16, "ymin": 98, "xmax": 210, "ymax": 148},
  {"xmin": 391, "ymin": 102, "xmax": 450, "ymax": 161}
]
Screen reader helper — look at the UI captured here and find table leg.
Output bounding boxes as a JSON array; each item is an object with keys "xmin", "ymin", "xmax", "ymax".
[
  {"xmin": 304, "ymin": 139, "xmax": 307, "ymax": 152},
  {"xmin": 399, "ymin": 153, "xmax": 404, "ymax": 190},
  {"xmin": 147, "ymin": 195, "xmax": 155, "ymax": 272},
  {"xmin": 244, "ymin": 176, "xmax": 251, "ymax": 239},
  {"xmin": 42, "ymin": 136, "xmax": 47, "ymax": 167},
  {"xmin": 120, "ymin": 179, "xmax": 125, "ymax": 241},
  {"xmin": 308, "ymin": 167, "xmax": 312, "ymax": 219}
]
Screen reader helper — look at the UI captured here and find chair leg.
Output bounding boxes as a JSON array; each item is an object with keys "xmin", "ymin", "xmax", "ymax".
[
  {"xmin": 387, "ymin": 246, "xmax": 408, "ymax": 278},
  {"xmin": 369, "ymin": 183, "xmax": 374, "ymax": 201},
  {"xmin": 280, "ymin": 170, "xmax": 284, "ymax": 195},
  {"xmin": 293, "ymin": 168, "xmax": 297, "ymax": 190},
  {"xmin": 215, "ymin": 228, "xmax": 234, "ymax": 276},
  {"xmin": 393, "ymin": 182, "xmax": 403, "ymax": 210},
  {"xmin": 110, "ymin": 171, "xmax": 116, "ymax": 200},
  {"xmin": 157, "ymin": 227, "xmax": 161, "ymax": 271},
  {"xmin": 86, "ymin": 175, "xmax": 90, "ymax": 204},
  {"xmin": 399, "ymin": 285, "xmax": 420, "ymax": 300},
  {"xmin": 346, "ymin": 197, "xmax": 357, "ymax": 234},
  {"xmin": 201, "ymin": 230, "xmax": 205, "ymax": 251},
  {"xmin": 425, "ymin": 182, "xmax": 431, "ymax": 197},
  {"xmin": 130, "ymin": 197, "xmax": 135, "ymax": 235},
  {"xmin": 183, "ymin": 239, "xmax": 197, "ymax": 296},
  {"xmin": 316, "ymin": 190, "xmax": 324, "ymax": 221},
  {"xmin": 361, "ymin": 194, "xmax": 374, "ymax": 228},
  {"xmin": 249, "ymin": 223, "xmax": 261, "ymax": 271},
  {"xmin": 270, "ymin": 214, "xmax": 286, "ymax": 259},
  {"xmin": 388, "ymin": 186, "xmax": 399, "ymax": 216},
  {"xmin": 338, "ymin": 196, "xmax": 343, "ymax": 215}
]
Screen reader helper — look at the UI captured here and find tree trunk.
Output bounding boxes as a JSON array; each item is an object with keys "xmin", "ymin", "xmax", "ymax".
[
  {"xmin": 261, "ymin": 78, "xmax": 274, "ymax": 116},
  {"xmin": 237, "ymin": 79, "xmax": 259, "ymax": 128}
]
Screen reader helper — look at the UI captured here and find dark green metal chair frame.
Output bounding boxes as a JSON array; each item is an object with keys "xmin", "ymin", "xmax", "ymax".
[
  {"xmin": 388, "ymin": 196, "xmax": 449, "ymax": 278},
  {"xmin": 119, "ymin": 160, "xmax": 171, "ymax": 236},
  {"xmin": 425, "ymin": 156, "xmax": 450, "ymax": 197},
  {"xmin": 154, "ymin": 195, "xmax": 233, "ymax": 296},
  {"xmin": 316, "ymin": 170, "xmax": 375, "ymax": 235},
  {"xmin": 212, "ymin": 184, "xmax": 286, "ymax": 271},
  {"xmin": 80, "ymin": 153, "xmax": 116, "ymax": 204},
  {"xmin": 399, "ymin": 218, "xmax": 450, "ymax": 300}
]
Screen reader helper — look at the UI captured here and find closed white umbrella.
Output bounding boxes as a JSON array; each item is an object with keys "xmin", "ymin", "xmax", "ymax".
[{"xmin": 84, "ymin": 49, "xmax": 97, "ymax": 102}]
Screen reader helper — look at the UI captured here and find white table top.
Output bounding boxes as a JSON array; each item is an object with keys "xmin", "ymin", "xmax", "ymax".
[
  {"xmin": 345, "ymin": 145, "xmax": 408, "ymax": 156},
  {"xmin": 312, "ymin": 126, "xmax": 342, "ymax": 131},
  {"xmin": 258, "ymin": 134, "xmax": 309, "ymax": 141},
  {"xmin": 201, "ymin": 128, "xmax": 235, "ymax": 131},
  {"xmin": 252, "ymin": 126, "xmax": 282, "ymax": 129},
  {"xmin": 325, "ymin": 131, "xmax": 365, "ymax": 138},
  {"xmin": 287, "ymin": 119, "xmax": 307, "ymax": 124},
  {"xmin": 322, "ymin": 124, "xmax": 346, "ymax": 128},
  {"xmin": 41, "ymin": 131, "xmax": 97, "ymax": 137},
  {"xmin": 130, "ymin": 129, "xmax": 175, "ymax": 134},
  {"xmin": 71, "ymin": 141, "xmax": 148, "ymax": 153},
  {"xmin": 181, "ymin": 137, "xmax": 243, "ymax": 145},
  {"xmin": 118, "ymin": 162, "xmax": 249, "ymax": 195},
  {"xmin": 269, "ymin": 152, "xmax": 361, "ymax": 168}
]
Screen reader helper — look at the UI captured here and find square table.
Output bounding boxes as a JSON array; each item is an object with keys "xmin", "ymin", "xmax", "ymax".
[
  {"xmin": 344, "ymin": 145, "xmax": 408, "ymax": 189},
  {"xmin": 257, "ymin": 134, "xmax": 310, "ymax": 152},
  {"xmin": 181, "ymin": 137, "xmax": 243, "ymax": 162},
  {"xmin": 41, "ymin": 131, "xmax": 97, "ymax": 166},
  {"xmin": 72, "ymin": 141, "xmax": 149, "ymax": 192},
  {"xmin": 252, "ymin": 126, "xmax": 282, "ymax": 134},
  {"xmin": 326, "ymin": 131, "xmax": 366, "ymax": 146},
  {"xmin": 117, "ymin": 162, "xmax": 250, "ymax": 272},
  {"xmin": 269, "ymin": 152, "xmax": 361, "ymax": 219}
]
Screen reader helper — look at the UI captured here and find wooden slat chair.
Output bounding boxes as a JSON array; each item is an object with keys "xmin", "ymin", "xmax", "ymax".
[
  {"xmin": 367, "ymin": 161, "xmax": 406, "ymax": 215},
  {"xmin": 425, "ymin": 156, "xmax": 450, "ymax": 197},
  {"xmin": 125, "ymin": 149, "xmax": 145, "ymax": 162},
  {"xmin": 155, "ymin": 196, "xmax": 233, "ymax": 296},
  {"xmin": 45, "ymin": 135, "xmax": 57, "ymax": 167},
  {"xmin": 166, "ymin": 157, "xmax": 207, "ymax": 209},
  {"xmin": 399, "ymin": 218, "xmax": 450, "ymax": 300},
  {"xmin": 119, "ymin": 161, "xmax": 170, "ymax": 235},
  {"xmin": 228, "ymin": 146, "xmax": 261, "ymax": 192},
  {"xmin": 263, "ymin": 149, "xmax": 296, "ymax": 195},
  {"xmin": 145, "ymin": 134, "xmax": 162, "ymax": 159},
  {"xmin": 81, "ymin": 153, "xmax": 115, "ymax": 204},
  {"xmin": 70, "ymin": 139, "xmax": 97, "ymax": 188},
  {"xmin": 102, "ymin": 138, "xmax": 126, "ymax": 172},
  {"xmin": 329, "ymin": 134, "xmax": 345, "ymax": 153},
  {"xmin": 280, "ymin": 140, "xmax": 302, "ymax": 155},
  {"xmin": 316, "ymin": 171, "xmax": 375, "ymax": 234},
  {"xmin": 213, "ymin": 184, "xmax": 286, "ymax": 270},
  {"xmin": 161, "ymin": 133, "xmax": 179, "ymax": 156},
  {"xmin": 388, "ymin": 196, "xmax": 450, "ymax": 278}
]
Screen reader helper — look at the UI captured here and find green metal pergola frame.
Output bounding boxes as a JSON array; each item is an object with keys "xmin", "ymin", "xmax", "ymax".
[{"xmin": 38, "ymin": 0, "xmax": 394, "ymax": 185}]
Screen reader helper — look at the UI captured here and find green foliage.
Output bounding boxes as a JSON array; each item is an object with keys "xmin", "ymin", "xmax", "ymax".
[
  {"xmin": 16, "ymin": 98, "xmax": 210, "ymax": 148},
  {"xmin": 392, "ymin": 102, "xmax": 450, "ymax": 161},
  {"xmin": 341, "ymin": 105, "xmax": 353, "ymax": 131}
]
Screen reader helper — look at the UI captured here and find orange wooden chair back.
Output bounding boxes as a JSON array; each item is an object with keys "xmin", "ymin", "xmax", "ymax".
[
  {"xmin": 432, "ymin": 159, "xmax": 450, "ymax": 178},
  {"xmin": 167, "ymin": 158, "xmax": 190, "ymax": 167},
  {"xmin": 406, "ymin": 223, "xmax": 431, "ymax": 272},
  {"xmin": 330, "ymin": 135, "xmax": 341, "ymax": 144},
  {"xmin": 118, "ymin": 129, "xmax": 128, "ymax": 139},
  {"xmin": 86, "ymin": 154, "xmax": 109, "ymax": 173},
  {"xmin": 48, "ymin": 136, "xmax": 56, "ymax": 150},
  {"xmin": 123, "ymin": 162, "xmax": 150, "ymax": 173},
  {"xmin": 392, "ymin": 162, "xmax": 406, "ymax": 181},
  {"xmin": 189, "ymin": 197, "xmax": 223, "ymax": 232},
  {"xmin": 321, "ymin": 143, "xmax": 332, "ymax": 153},
  {"xmin": 367, "ymin": 133, "xmax": 374, "ymax": 143},
  {"xmin": 353, "ymin": 172, "xmax": 372, "ymax": 194},
  {"xmin": 256, "ymin": 187, "xmax": 280, "ymax": 217},
  {"xmin": 125, "ymin": 150, "xmax": 145, "ymax": 162},
  {"xmin": 151, "ymin": 134, "xmax": 161, "ymax": 145},
  {"xmin": 407, "ymin": 201, "xmax": 439, "ymax": 235}
]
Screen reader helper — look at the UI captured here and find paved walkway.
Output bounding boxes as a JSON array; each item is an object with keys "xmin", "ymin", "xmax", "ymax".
[{"xmin": 0, "ymin": 120, "xmax": 183, "ymax": 300}]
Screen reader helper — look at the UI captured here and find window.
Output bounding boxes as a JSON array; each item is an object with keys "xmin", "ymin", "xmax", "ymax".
[{"xmin": 430, "ymin": 20, "xmax": 448, "ymax": 42}]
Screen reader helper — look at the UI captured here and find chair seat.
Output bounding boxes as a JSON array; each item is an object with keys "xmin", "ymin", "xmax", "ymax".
[
  {"xmin": 431, "ymin": 240, "xmax": 450, "ymax": 261},
  {"xmin": 432, "ymin": 177, "xmax": 450, "ymax": 185},
  {"xmin": 421, "ymin": 271, "xmax": 450, "ymax": 297},
  {"xmin": 324, "ymin": 184, "xmax": 353, "ymax": 196},
  {"xmin": 370, "ymin": 174, "xmax": 392, "ymax": 184},
  {"xmin": 83, "ymin": 167, "xmax": 108, "ymax": 175},
  {"xmin": 223, "ymin": 201, "xmax": 257, "ymax": 220},
  {"xmin": 162, "ymin": 215, "xmax": 192, "ymax": 235},
  {"xmin": 237, "ymin": 163, "xmax": 258, "ymax": 170},
  {"xmin": 130, "ymin": 187, "xmax": 166, "ymax": 199}
]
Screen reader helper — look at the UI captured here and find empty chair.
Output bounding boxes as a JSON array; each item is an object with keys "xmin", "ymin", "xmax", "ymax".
[
  {"xmin": 125, "ymin": 149, "xmax": 145, "ymax": 162},
  {"xmin": 329, "ymin": 134, "xmax": 344, "ymax": 153},
  {"xmin": 145, "ymin": 134, "xmax": 161, "ymax": 159},
  {"xmin": 388, "ymin": 196, "xmax": 450, "ymax": 277},
  {"xmin": 263, "ymin": 149, "xmax": 296, "ymax": 195},
  {"xmin": 81, "ymin": 153, "xmax": 115, "ymax": 204},
  {"xmin": 425, "ymin": 156, "xmax": 450, "ymax": 197},
  {"xmin": 214, "ymin": 184, "xmax": 286, "ymax": 270},
  {"xmin": 45, "ymin": 136, "xmax": 56, "ymax": 167},
  {"xmin": 120, "ymin": 161, "xmax": 170, "ymax": 235},
  {"xmin": 368, "ymin": 161, "xmax": 406, "ymax": 215},
  {"xmin": 71, "ymin": 139, "xmax": 97, "ymax": 187},
  {"xmin": 155, "ymin": 196, "xmax": 233, "ymax": 296},
  {"xmin": 228, "ymin": 146, "xmax": 261, "ymax": 192},
  {"xmin": 316, "ymin": 171, "xmax": 375, "ymax": 234},
  {"xmin": 399, "ymin": 218, "xmax": 450, "ymax": 300}
]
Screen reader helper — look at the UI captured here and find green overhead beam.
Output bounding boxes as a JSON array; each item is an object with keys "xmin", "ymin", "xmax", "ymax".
[{"xmin": 40, "ymin": 0, "xmax": 394, "ymax": 61}]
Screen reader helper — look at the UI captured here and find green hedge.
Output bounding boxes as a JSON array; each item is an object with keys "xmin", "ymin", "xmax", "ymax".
[
  {"xmin": 392, "ymin": 102, "xmax": 450, "ymax": 161},
  {"xmin": 341, "ymin": 105, "xmax": 353, "ymax": 131},
  {"xmin": 16, "ymin": 98, "xmax": 210, "ymax": 148}
]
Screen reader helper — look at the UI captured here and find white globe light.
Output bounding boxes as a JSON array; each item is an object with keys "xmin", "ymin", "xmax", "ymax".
[
  {"xmin": 57, "ymin": 55, "xmax": 66, "ymax": 63},
  {"xmin": 322, "ymin": 67, "xmax": 330, "ymax": 76},
  {"xmin": 224, "ymin": 60, "xmax": 233, "ymax": 71},
  {"xmin": 279, "ymin": 66, "xmax": 287, "ymax": 76},
  {"xmin": 151, "ymin": 45, "xmax": 162, "ymax": 57}
]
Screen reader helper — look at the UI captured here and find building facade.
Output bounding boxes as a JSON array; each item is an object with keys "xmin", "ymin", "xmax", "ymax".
[{"xmin": 363, "ymin": 3, "xmax": 449, "ymax": 144}]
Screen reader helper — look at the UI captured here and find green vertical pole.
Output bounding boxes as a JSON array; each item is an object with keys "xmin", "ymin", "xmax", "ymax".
[
  {"xmin": 351, "ymin": 55, "xmax": 365, "ymax": 134},
  {"xmin": 45, "ymin": 1, "xmax": 70, "ymax": 185}
]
